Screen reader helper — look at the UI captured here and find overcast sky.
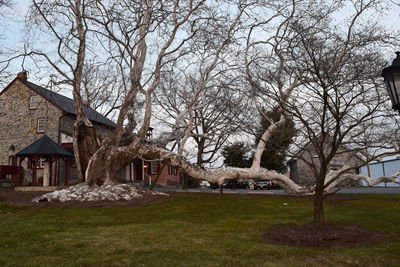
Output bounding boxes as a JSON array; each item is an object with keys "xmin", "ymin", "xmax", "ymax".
[
  {"xmin": 1, "ymin": 1, "xmax": 399, "ymax": 168},
  {"xmin": 2, "ymin": 0, "xmax": 400, "ymax": 78}
]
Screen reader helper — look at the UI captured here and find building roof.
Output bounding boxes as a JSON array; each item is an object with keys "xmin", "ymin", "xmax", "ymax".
[
  {"xmin": 16, "ymin": 135, "xmax": 73, "ymax": 157},
  {"xmin": 23, "ymin": 80, "xmax": 116, "ymax": 128},
  {"xmin": 2, "ymin": 76, "xmax": 117, "ymax": 128}
]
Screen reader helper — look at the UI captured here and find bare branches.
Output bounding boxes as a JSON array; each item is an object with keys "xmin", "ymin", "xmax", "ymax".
[
  {"xmin": 18, "ymin": 0, "xmax": 399, "ymax": 197},
  {"xmin": 279, "ymin": 0, "xmax": 399, "ymax": 205},
  {"xmin": 325, "ymin": 171, "xmax": 400, "ymax": 191}
]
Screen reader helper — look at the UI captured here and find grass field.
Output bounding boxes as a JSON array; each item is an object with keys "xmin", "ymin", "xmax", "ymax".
[{"xmin": 0, "ymin": 193, "xmax": 400, "ymax": 266}]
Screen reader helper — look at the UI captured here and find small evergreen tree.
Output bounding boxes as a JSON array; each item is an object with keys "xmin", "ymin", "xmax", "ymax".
[
  {"xmin": 255, "ymin": 108, "xmax": 296, "ymax": 173},
  {"xmin": 221, "ymin": 142, "xmax": 252, "ymax": 168}
]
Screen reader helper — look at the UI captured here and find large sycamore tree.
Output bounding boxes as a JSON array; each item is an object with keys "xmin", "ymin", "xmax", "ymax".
[{"xmin": 27, "ymin": 0, "xmax": 400, "ymax": 228}]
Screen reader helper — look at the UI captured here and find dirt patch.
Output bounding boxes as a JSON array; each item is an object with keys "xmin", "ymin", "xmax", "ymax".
[
  {"xmin": 0, "ymin": 189, "xmax": 376, "ymax": 208},
  {"xmin": 262, "ymin": 224, "xmax": 395, "ymax": 248},
  {"xmin": 0, "ymin": 190, "xmax": 168, "ymax": 208}
]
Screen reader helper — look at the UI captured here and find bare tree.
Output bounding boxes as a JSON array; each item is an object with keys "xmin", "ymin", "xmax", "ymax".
[
  {"xmin": 238, "ymin": 0, "xmax": 399, "ymax": 228},
  {"xmin": 79, "ymin": 0, "xmax": 254, "ymax": 186},
  {"xmin": 81, "ymin": 62, "xmax": 125, "ymax": 118},
  {"xmin": 279, "ymin": 0, "xmax": 400, "ymax": 227},
  {"xmin": 72, "ymin": 1, "xmax": 312, "ymax": 193},
  {"xmin": 0, "ymin": 0, "xmax": 10, "ymax": 7},
  {"xmin": 155, "ymin": 67, "xmax": 250, "ymax": 167},
  {"xmin": 28, "ymin": 0, "xmax": 399, "ymax": 231},
  {"xmin": 0, "ymin": 0, "xmax": 16, "ymax": 85},
  {"xmin": 27, "ymin": 0, "xmax": 101, "ymax": 181}
]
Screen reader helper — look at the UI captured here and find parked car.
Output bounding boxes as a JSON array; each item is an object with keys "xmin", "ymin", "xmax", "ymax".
[
  {"xmin": 254, "ymin": 180, "xmax": 271, "ymax": 190},
  {"xmin": 209, "ymin": 180, "xmax": 253, "ymax": 190},
  {"xmin": 237, "ymin": 180, "xmax": 250, "ymax": 189},
  {"xmin": 269, "ymin": 182, "xmax": 282, "ymax": 189},
  {"xmin": 209, "ymin": 182, "xmax": 220, "ymax": 189},
  {"xmin": 223, "ymin": 179, "xmax": 249, "ymax": 189},
  {"xmin": 199, "ymin": 180, "xmax": 210, "ymax": 188}
]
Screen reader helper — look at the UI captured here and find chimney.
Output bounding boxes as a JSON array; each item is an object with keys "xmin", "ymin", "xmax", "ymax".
[
  {"xmin": 82, "ymin": 99, "xmax": 91, "ymax": 106},
  {"xmin": 17, "ymin": 71, "xmax": 28, "ymax": 81}
]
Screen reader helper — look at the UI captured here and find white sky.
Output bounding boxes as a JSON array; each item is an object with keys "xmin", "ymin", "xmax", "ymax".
[{"xmin": 2, "ymin": 0, "xmax": 399, "ymax": 79}]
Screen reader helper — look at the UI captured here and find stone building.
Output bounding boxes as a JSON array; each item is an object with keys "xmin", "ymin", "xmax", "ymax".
[
  {"xmin": 288, "ymin": 143, "xmax": 364, "ymax": 186},
  {"xmin": 0, "ymin": 72, "xmax": 115, "ymax": 186},
  {"xmin": 0, "ymin": 72, "xmax": 180, "ymax": 187}
]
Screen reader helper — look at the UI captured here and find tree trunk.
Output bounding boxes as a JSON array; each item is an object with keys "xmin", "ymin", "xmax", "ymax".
[
  {"xmin": 84, "ymin": 142, "xmax": 306, "ymax": 193},
  {"xmin": 73, "ymin": 121, "xmax": 101, "ymax": 182},
  {"xmin": 219, "ymin": 183, "xmax": 224, "ymax": 195},
  {"xmin": 85, "ymin": 145, "xmax": 110, "ymax": 186},
  {"xmin": 85, "ymin": 143, "xmax": 144, "ymax": 186},
  {"xmin": 312, "ymin": 182, "xmax": 325, "ymax": 232}
]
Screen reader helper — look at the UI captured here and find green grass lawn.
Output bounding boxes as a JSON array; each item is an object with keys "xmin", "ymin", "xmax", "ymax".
[{"xmin": 0, "ymin": 194, "xmax": 400, "ymax": 266}]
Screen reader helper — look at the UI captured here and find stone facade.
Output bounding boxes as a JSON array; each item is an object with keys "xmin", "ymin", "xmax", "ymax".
[
  {"xmin": 0, "ymin": 79, "xmax": 62, "ymax": 165},
  {"xmin": 0, "ymin": 74, "xmax": 116, "ymax": 186}
]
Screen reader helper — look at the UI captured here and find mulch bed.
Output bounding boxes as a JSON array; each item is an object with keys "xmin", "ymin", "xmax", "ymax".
[
  {"xmin": 0, "ymin": 190, "xmax": 168, "ymax": 208},
  {"xmin": 262, "ymin": 224, "xmax": 395, "ymax": 248}
]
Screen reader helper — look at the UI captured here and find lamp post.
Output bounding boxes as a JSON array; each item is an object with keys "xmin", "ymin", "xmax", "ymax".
[{"xmin": 382, "ymin": 51, "xmax": 400, "ymax": 113}]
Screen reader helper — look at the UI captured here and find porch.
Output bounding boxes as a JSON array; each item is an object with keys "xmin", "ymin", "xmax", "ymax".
[
  {"xmin": 14, "ymin": 135, "xmax": 74, "ymax": 188},
  {"xmin": 122, "ymin": 159, "xmax": 181, "ymax": 187}
]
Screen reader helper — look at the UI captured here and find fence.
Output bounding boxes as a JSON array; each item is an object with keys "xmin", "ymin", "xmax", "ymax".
[{"xmin": 0, "ymin": 165, "xmax": 23, "ymax": 187}]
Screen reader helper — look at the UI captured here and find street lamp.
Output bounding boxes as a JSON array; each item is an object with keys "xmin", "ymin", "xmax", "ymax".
[{"xmin": 382, "ymin": 51, "xmax": 400, "ymax": 113}]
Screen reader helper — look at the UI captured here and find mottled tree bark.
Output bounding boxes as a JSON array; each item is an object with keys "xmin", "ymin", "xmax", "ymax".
[{"xmin": 73, "ymin": 122, "xmax": 100, "ymax": 182}]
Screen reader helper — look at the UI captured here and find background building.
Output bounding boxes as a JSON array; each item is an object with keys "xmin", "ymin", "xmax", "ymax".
[
  {"xmin": 359, "ymin": 156, "xmax": 400, "ymax": 187},
  {"xmin": 0, "ymin": 72, "xmax": 180, "ymax": 187}
]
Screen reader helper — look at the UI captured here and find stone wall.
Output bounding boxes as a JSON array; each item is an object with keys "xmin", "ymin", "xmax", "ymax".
[{"xmin": 0, "ymin": 80, "xmax": 62, "ymax": 165}]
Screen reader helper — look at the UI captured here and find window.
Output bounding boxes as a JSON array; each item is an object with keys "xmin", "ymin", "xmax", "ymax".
[
  {"xmin": 0, "ymin": 99, "xmax": 4, "ymax": 113},
  {"xmin": 168, "ymin": 165, "xmax": 173, "ymax": 175},
  {"xmin": 30, "ymin": 95, "xmax": 39, "ymax": 109},
  {"xmin": 150, "ymin": 161, "xmax": 158, "ymax": 174},
  {"xmin": 168, "ymin": 166, "xmax": 178, "ymax": 175},
  {"xmin": 28, "ymin": 158, "xmax": 45, "ymax": 169},
  {"xmin": 38, "ymin": 158, "xmax": 45, "ymax": 169},
  {"xmin": 8, "ymin": 156, "xmax": 17, "ymax": 166},
  {"xmin": 37, "ymin": 118, "xmax": 46, "ymax": 133}
]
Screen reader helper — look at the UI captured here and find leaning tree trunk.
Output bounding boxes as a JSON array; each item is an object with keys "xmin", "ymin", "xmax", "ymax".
[
  {"xmin": 73, "ymin": 121, "xmax": 101, "ymax": 182},
  {"xmin": 85, "ymin": 144, "xmax": 140, "ymax": 186},
  {"xmin": 85, "ymin": 141, "xmax": 308, "ymax": 193}
]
